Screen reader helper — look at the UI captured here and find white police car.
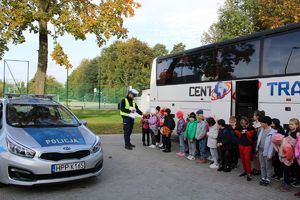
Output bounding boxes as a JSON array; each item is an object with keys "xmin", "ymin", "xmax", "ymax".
[{"xmin": 0, "ymin": 94, "xmax": 103, "ymax": 186}]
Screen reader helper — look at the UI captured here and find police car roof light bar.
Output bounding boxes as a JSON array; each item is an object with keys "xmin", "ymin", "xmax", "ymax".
[{"xmin": 5, "ymin": 93, "xmax": 56, "ymax": 100}]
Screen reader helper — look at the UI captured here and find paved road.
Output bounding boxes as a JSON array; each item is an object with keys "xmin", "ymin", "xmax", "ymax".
[{"xmin": 0, "ymin": 134, "xmax": 298, "ymax": 200}]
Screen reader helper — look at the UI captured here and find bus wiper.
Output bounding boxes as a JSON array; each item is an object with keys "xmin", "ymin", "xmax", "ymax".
[{"xmin": 285, "ymin": 46, "xmax": 300, "ymax": 74}]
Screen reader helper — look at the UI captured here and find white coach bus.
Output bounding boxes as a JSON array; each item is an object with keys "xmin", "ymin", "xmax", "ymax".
[{"xmin": 149, "ymin": 22, "xmax": 300, "ymax": 128}]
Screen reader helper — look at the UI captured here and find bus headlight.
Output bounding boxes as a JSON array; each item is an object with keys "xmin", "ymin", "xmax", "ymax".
[
  {"xmin": 90, "ymin": 137, "xmax": 102, "ymax": 154},
  {"xmin": 6, "ymin": 138, "xmax": 36, "ymax": 158}
]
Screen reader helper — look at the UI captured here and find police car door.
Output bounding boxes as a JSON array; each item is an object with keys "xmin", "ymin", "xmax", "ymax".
[{"xmin": 210, "ymin": 81, "xmax": 232, "ymax": 123}]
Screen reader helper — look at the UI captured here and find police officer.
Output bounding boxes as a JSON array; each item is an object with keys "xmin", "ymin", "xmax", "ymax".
[{"xmin": 120, "ymin": 88, "xmax": 143, "ymax": 150}]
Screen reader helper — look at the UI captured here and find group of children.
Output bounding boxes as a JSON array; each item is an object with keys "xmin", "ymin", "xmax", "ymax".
[
  {"xmin": 141, "ymin": 106, "xmax": 175, "ymax": 153},
  {"xmin": 141, "ymin": 108, "xmax": 300, "ymax": 196}
]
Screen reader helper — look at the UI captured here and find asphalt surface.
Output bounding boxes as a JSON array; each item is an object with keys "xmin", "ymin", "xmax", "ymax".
[{"xmin": 0, "ymin": 134, "xmax": 298, "ymax": 200}]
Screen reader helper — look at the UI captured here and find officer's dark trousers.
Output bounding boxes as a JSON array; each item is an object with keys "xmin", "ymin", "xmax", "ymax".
[{"xmin": 123, "ymin": 117, "xmax": 134, "ymax": 146}]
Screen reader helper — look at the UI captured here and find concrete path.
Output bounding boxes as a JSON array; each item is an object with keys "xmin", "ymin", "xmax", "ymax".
[{"xmin": 0, "ymin": 134, "xmax": 298, "ymax": 200}]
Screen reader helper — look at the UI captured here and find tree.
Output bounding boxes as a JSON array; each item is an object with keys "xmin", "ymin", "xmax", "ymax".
[
  {"xmin": 152, "ymin": 43, "xmax": 169, "ymax": 58},
  {"xmin": 0, "ymin": 0, "xmax": 140, "ymax": 94},
  {"xmin": 68, "ymin": 58, "xmax": 99, "ymax": 99},
  {"xmin": 29, "ymin": 75, "xmax": 65, "ymax": 98},
  {"xmin": 99, "ymin": 38, "xmax": 154, "ymax": 90},
  {"xmin": 170, "ymin": 43, "xmax": 186, "ymax": 54},
  {"xmin": 258, "ymin": 0, "xmax": 300, "ymax": 29},
  {"xmin": 201, "ymin": 0, "xmax": 261, "ymax": 44}
]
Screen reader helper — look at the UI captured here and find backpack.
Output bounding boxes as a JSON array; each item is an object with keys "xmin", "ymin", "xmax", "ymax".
[
  {"xmin": 229, "ymin": 128, "xmax": 238, "ymax": 145},
  {"xmin": 183, "ymin": 119, "xmax": 187, "ymax": 131},
  {"xmin": 170, "ymin": 118, "xmax": 176, "ymax": 130}
]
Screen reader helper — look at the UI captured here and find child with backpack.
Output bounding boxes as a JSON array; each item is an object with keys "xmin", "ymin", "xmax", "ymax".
[
  {"xmin": 148, "ymin": 108, "xmax": 159, "ymax": 149},
  {"xmin": 256, "ymin": 116, "xmax": 276, "ymax": 186},
  {"xmin": 217, "ymin": 119, "xmax": 233, "ymax": 172},
  {"xmin": 206, "ymin": 117, "xmax": 219, "ymax": 169},
  {"xmin": 158, "ymin": 108, "xmax": 165, "ymax": 148},
  {"xmin": 252, "ymin": 110, "xmax": 265, "ymax": 175},
  {"xmin": 294, "ymin": 134, "xmax": 300, "ymax": 197},
  {"xmin": 176, "ymin": 111, "xmax": 186, "ymax": 157},
  {"xmin": 279, "ymin": 118, "xmax": 300, "ymax": 191},
  {"xmin": 184, "ymin": 112, "xmax": 197, "ymax": 160},
  {"xmin": 235, "ymin": 116, "xmax": 256, "ymax": 181},
  {"xmin": 271, "ymin": 118, "xmax": 286, "ymax": 181},
  {"xmin": 161, "ymin": 108, "xmax": 175, "ymax": 153},
  {"xmin": 141, "ymin": 111, "xmax": 150, "ymax": 146},
  {"xmin": 229, "ymin": 116, "xmax": 239, "ymax": 169},
  {"xmin": 195, "ymin": 109, "xmax": 208, "ymax": 164}
]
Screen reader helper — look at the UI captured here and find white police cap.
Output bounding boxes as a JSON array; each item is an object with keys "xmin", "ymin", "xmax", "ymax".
[{"xmin": 128, "ymin": 88, "xmax": 139, "ymax": 96}]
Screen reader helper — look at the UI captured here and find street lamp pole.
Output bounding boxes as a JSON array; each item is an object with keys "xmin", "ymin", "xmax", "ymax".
[
  {"xmin": 66, "ymin": 68, "xmax": 69, "ymax": 107},
  {"xmin": 98, "ymin": 67, "xmax": 101, "ymax": 110}
]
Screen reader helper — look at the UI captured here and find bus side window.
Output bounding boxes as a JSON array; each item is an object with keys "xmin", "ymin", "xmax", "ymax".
[{"xmin": 263, "ymin": 30, "xmax": 300, "ymax": 76}]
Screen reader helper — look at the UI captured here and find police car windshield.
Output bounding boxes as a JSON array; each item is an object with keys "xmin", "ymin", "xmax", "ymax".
[{"xmin": 6, "ymin": 104, "xmax": 80, "ymax": 128}]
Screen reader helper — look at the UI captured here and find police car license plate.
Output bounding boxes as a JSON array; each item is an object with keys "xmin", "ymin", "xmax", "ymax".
[{"xmin": 52, "ymin": 161, "xmax": 85, "ymax": 173}]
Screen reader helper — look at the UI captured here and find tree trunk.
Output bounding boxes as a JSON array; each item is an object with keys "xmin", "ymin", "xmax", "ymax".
[{"xmin": 34, "ymin": 1, "xmax": 49, "ymax": 95}]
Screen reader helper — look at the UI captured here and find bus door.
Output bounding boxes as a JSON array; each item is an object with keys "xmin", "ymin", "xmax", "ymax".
[
  {"xmin": 210, "ymin": 81, "xmax": 232, "ymax": 122},
  {"xmin": 235, "ymin": 80, "xmax": 258, "ymax": 120}
]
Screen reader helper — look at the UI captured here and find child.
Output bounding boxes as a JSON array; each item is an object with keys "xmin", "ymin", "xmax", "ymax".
[
  {"xmin": 195, "ymin": 109, "xmax": 207, "ymax": 164},
  {"xmin": 157, "ymin": 108, "xmax": 165, "ymax": 148},
  {"xmin": 184, "ymin": 112, "xmax": 197, "ymax": 160},
  {"xmin": 176, "ymin": 111, "xmax": 186, "ymax": 157},
  {"xmin": 206, "ymin": 117, "xmax": 219, "ymax": 169},
  {"xmin": 277, "ymin": 119, "xmax": 298, "ymax": 191},
  {"xmin": 253, "ymin": 110, "xmax": 265, "ymax": 132},
  {"xmin": 229, "ymin": 116, "xmax": 239, "ymax": 169},
  {"xmin": 252, "ymin": 110, "xmax": 265, "ymax": 176},
  {"xmin": 141, "ymin": 111, "xmax": 150, "ymax": 146},
  {"xmin": 235, "ymin": 117, "xmax": 256, "ymax": 181},
  {"xmin": 161, "ymin": 108, "xmax": 175, "ymax": 153},
  {"xmin": 256, "ymin": 116, "xmax": 276, "ymax": 186},
  {"xmin": 294, "ymin": 134, "xmax": 300, "ymax": 197},
  {"xmin": 148, "ymin": 108, "xmax": 159, "ymax": 149},
  {"xmin": 271, "ymin": 118, "xmax": 285, "ymax": 180},
  {"xmin": 217, "ymin": 119, "xmax": 233, "ymax": 172}
]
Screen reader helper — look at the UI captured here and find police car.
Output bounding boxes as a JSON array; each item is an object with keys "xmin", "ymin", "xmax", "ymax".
[{"xmin": 0, "ymin": 94, "xmax": 103, "ymax": 186}]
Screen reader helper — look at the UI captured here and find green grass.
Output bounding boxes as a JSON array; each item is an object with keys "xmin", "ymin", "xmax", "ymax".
[{"xmin": 72, "ymin": 109, "xmax": 141, "ymax": 135}]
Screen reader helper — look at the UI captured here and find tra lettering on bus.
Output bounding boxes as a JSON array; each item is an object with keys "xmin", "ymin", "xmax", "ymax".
[
  {"xmin": 267, "ymin": 81, "xmax": 300, "ymax": 96},
  {"xmin": 189, "ymin": 86, "xmax": 212, "ymax": 97}
]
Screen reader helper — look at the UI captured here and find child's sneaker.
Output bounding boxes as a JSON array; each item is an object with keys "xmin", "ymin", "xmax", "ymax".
[
  {"xmin": 159, "ymin": 144, "xmax": 163, "ymax": 148},
  {"xmin": 187, "ymin": 156, "xmax": 195, "ymax": 161},
  {"xmin": 294, "ymin": 191, "xmax": 300, "ymax": 197},
  {"xmin": 149, "ymin": 145, "xmax": 156, "ymax": 148},
  {"xmin": 209, "ymin": 163, "xmax": 219, "ymax": 169},
  {"xmin": 186, "ymin": 155, "xmax": 192, "ymax": 160},
  {"xmin": 292, "ymin": 181, "xmax": 300, "ymax": 188},
  {"xmin": 280, "ymin": 183, "xmax": 292, "ymax": 192},
  {"xmin": 196, "ymin": 159, "xmax": 207, "ymax": 164},
  {"xmin": 176, "ymin": 152, "xmax": 185, "ymax": 157},
  {"xmin": 207, "ymin": 156, "xmax": 214, "ymax": 161}
]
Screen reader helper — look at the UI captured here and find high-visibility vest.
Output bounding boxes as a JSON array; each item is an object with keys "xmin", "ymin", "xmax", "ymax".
[{"xmin": 120, "ymin": 98, "xmax": 136, "ymax": 116}]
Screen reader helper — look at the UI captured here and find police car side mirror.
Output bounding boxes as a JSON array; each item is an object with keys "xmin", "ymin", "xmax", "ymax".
[{"xmin": 81, "ymin": 120, "xmax": 87, "ymax": 126}]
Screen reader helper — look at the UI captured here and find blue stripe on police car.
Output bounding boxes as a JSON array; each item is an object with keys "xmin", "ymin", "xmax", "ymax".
[{"xmin": 24, "ymin": 127, "xmax": 86, "ymax": 147}]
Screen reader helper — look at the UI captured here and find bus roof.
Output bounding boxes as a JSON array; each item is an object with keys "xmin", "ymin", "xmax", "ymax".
[{"xmin": 158, "ymin": 22, "xmax": 300, "ymax": 60}]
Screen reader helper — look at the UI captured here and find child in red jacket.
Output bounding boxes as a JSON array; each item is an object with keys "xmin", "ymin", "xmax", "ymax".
[{"xmin": 235, "ymin": 117, "xmax": 256, "ymax": 181}]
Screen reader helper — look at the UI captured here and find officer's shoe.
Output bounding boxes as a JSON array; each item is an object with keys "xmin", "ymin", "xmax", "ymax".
[
  {"xmin": 125, "ymin": 145, "xmax": 133, "ymax": 150},
  {"xmin": 129, "ymin": 143, "xmax": 136, "ymax": 148}
]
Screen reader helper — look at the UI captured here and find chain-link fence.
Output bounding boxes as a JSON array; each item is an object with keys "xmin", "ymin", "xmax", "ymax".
[{"xmin": 64, "ymin": 87, "xmax": 128, "ymax": 110}]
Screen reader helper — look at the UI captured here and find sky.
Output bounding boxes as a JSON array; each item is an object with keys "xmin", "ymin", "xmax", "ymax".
[{"xmin": 1, "ymin": 0, "xmax": 221, "ymax": 84}]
